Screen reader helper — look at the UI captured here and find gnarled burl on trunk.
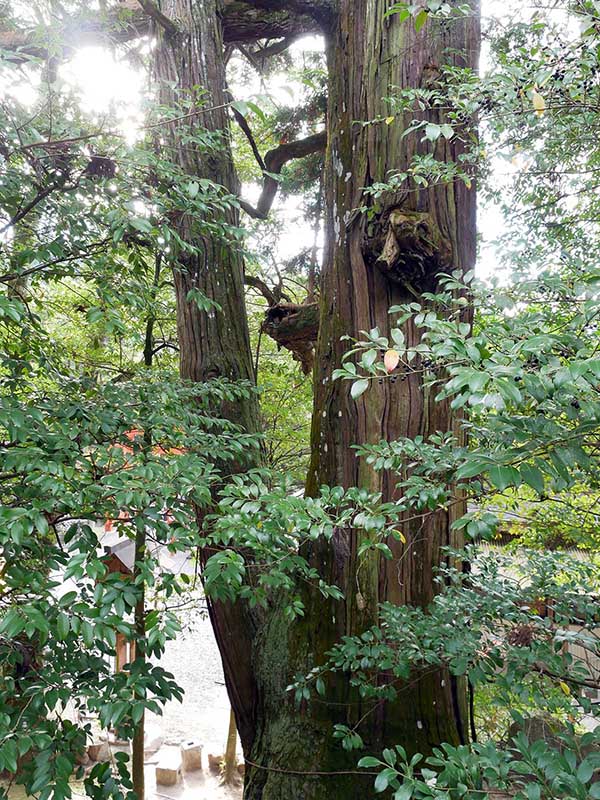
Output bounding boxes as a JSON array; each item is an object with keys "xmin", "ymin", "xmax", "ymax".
[{"xmin": 372, "ymin": 209, "xmax": 452, "ymax": 294}]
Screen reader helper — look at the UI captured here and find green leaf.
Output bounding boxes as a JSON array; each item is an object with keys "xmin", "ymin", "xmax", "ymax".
[
  {"xmin": 590, "ymin": 782, "xmax": 600, "ymax": 798},
  {"xmin": 374, "ymin": 770, "xmax": 391, "ymax": 792},
  {"xmin": 1, "ymin": 741, "xmax": 18, "ymax": 773},
  {"xmin": 362, "ymin": 349, "xmax": 378, "ymax": 370},
  {"xmin": 468, "ymin": 371, "xmax": 490, "ymax": 392},
  {"xmin": 130, "ymin": 216, "xmax": 152, "ymax": 233},
  {"xmin": 383, "ymin": 3, "xmax": 410, "ymax": 21},
  {"xmin": 455, "ymin": 458, "xmax": 492, "ymax": 480},
  {"xmin": 351, "ymin": 379, "xmax": 370, "ymax": 400},
  {"xmin": 87, "ymin": 307, "xmax": 104, "ymax": 323},
  {"xmin": 81, "ymin": 620, "xmax": 94, "ymax": 647},
  {"xmin": 489, "ymin": 465, "xmax": 521, "ymax": 491},
  {"xmin": 59, "ymin": 591, "xmax": 78, "ymax": 608},
  {"xmin": 496, "ymin": 378, "xmax": 522, "ymax": 405},
  {"xmin": 231, "ymin": 99, "xmax": 249, "ymax": 116},
  {"xmin": 425, "ymin": 123, "xmax": 441, "ymax": 141},
  {"xmin": 358, "ymin": 756, "xmax": 382, "ymax": 768},
  {"xmin": 246, "ymin": 100, "xmax": 267, "ymax": 122},
  {"xmin": 519, "ymin": 464, "xmax": 545, "ymax": 494},
  {"xmin": 56, "ymin": 612, "xmax": 70, "ymax": 641},
  {"xmin": 525, "ymin": 784, "xmax": 541, "ymax": 800},
  {"xmin": 577, "ymin": 757, "xmax": 595, "ymax": 783},
  {"xmin": 132, "ymin": 703, "xmax": 144, "ymax": 725},
  {"xmin": 0, "ymin": 609, "xmax": 25, "ymax": 637},
  {"xmin": 414, "ymin": 8, "xmax": 428, "ymax": 31}
]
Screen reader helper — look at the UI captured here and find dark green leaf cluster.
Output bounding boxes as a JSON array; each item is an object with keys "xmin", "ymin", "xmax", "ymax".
[{"xmin": 0, "ymin": 374, "xmax": 259, "ymax": 798}]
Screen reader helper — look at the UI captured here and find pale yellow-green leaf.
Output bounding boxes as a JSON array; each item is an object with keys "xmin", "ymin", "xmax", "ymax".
[{"xmin": 532, "ymin": 89, "xmax": 546, "ymax": 117}]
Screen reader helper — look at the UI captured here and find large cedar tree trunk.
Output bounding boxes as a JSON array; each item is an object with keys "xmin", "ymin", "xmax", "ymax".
[
  {"xmin": 244, "ymin": 3, "xmax": 480, "ymax": 798},
  {"xmin": 152, "ymin": 0, "xmax": 260, "ymax": 753}
]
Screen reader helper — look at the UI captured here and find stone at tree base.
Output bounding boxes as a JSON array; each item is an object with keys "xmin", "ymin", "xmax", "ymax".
[
  {"xmin": 207, "ymin": 753, "xmax": 222, "ymax": 774},
  {"xmin": 87, "ymin": 741, "xmax": 111, "ymax": 762},
  {"xmin": 155, "ymin": 750, "xmax": 183, "ymax": 786},
  {"xmin": 180, "ymin": 740, "xmax": 202, "ymax": 771}
]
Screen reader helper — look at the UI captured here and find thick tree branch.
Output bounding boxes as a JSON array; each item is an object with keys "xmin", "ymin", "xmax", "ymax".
[
  {"xmin": 244, "ymin": 274, "xmax": 277, "ymax": 305},
  {"xmin": 0, "ymin": 182, "xmax": 59, "ymax": 235},
  {"xmin": 240, "ymin": 130, "xmax": 327, "ymax": 220},
  {"xmin": 0, "ymin": 2, "xmax": 148, "ymax": 63},
  {"xmin": 254, "ymin": 35, "xmax": 301, "ymax": 59},
  {"xmin": 235, "ymin": 35, "xmax": 306, "ymax": 73},
  {"xmin": 537, "ymin": 666, "xmax": 600, "ymax": 691},
  {"xmin": 150, "ymin": 341, "xmax": 179, "ymax": 356},
  {"xmin": 220, "ymin": 1, "xmax": 323, "ymax": 43},
  {"xmin": 234, "ymin": 0, "xmax": 333, "ymax": 28},
  {"xmin": 136, "ymin": 0, "xmax": 179, "ymax": 36},
  {"xmin": 229, "ymin": 97, "xmax": 266, "ymax": 172}
]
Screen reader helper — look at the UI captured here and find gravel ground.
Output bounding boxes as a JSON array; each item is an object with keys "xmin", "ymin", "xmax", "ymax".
[{"xmin": 147, "ymin": 609, "xmax": 237, "ymax": 756}]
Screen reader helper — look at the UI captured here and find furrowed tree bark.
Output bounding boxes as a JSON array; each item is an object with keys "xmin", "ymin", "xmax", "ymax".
[
  {"xmin": 221, "ymin": 1, "xmax": 322, "ymax": 43},
  {"xmin": 151, "ymin": 0, "xmax": 261, "ymax": 754},
  {"xmin": 244, "ymin": 3, "xmax": 480, "ymax": 798}
]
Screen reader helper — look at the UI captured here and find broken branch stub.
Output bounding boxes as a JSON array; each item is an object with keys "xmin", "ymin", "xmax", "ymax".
[{"xmin": 261, "ymin": 302, "xmax": 319, "ymax": 374}]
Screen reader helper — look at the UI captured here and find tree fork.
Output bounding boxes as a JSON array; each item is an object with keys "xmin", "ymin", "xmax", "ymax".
[{"xmin": 239, "ymin": 131, "xmax": 327, "ymax": 220}]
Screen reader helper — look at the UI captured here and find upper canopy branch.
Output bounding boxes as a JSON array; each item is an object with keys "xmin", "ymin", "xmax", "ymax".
[
  {"xmin": 221, "ymin": 2, "xmax": 323, "ymax": 43},
  {"xmin": 0, "ymin": 1, "xmax": 324, "ymax": 63},
  {"xmin": 0, "ymin": 1, "xmax": 148, "ymax": 63},
  {"xmin": 253, "ymin": 35, "xmax": 304, "ymax": 59},
  {"xmin": 240, "ymin": 130, "xmax": 327, "ymax": 220},
  {"xmin": 136, "ymin": 0, "xmax": 179, "ymax": 36},
  {"xmin": 229, "ymin": 99, "xmax": 267, "ymax": 172},
  {"xmin": 235, "ymin": 0, "xmax": 333, "ymax": 29}
]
